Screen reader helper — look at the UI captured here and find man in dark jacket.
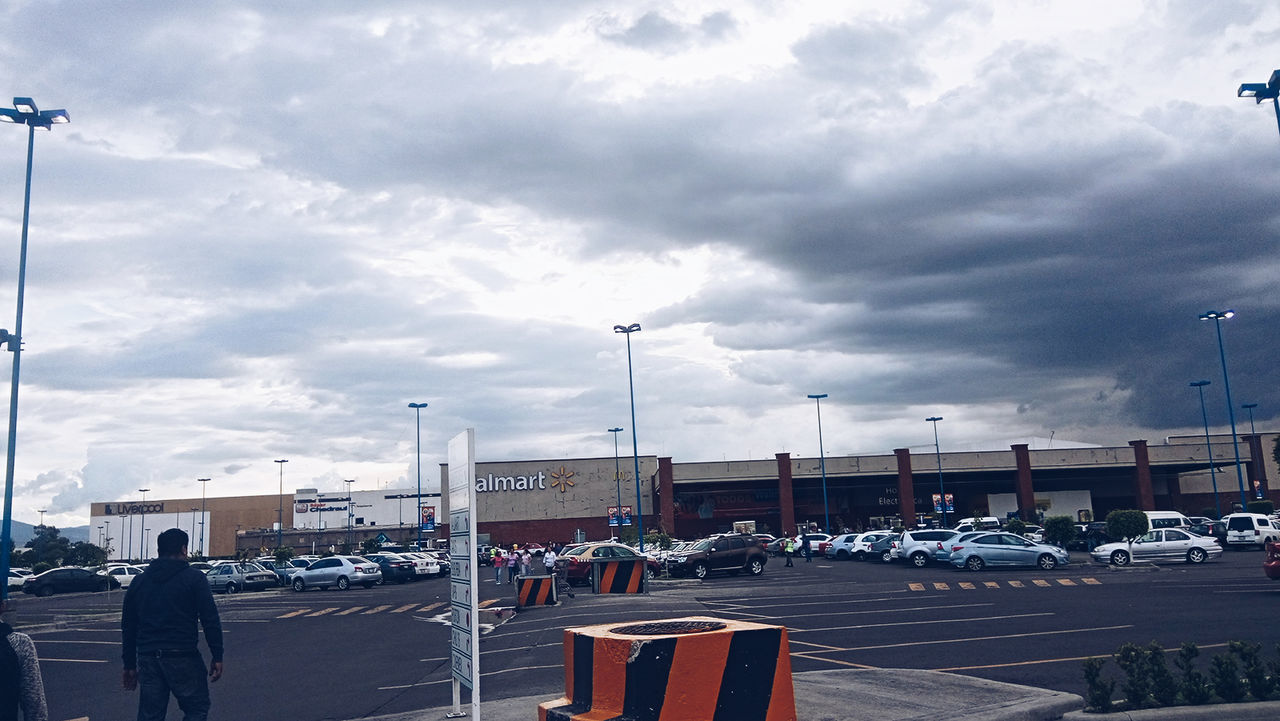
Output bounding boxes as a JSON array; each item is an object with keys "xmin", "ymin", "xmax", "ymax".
[{"xmin": 122, "ymin": 528, "xmax": 223, "ymax": 721}]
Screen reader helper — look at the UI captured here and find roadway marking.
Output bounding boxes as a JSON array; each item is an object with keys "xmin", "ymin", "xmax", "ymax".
[
  {"xmin": 726, "ymin": 602, "xmax": 994, "ymax": 622},
  {"xmin": 984, "ymin": 581, "xmax": 999, "ymax": 589},
  {"xmin": 806, "ymin": 624, "xmax": 1133, "ymax": 653},
  {"xmin": 958, "ymin": 582, "xmax": 976, "ymax": 590},
  {"xmin": 335, "ymin": 606, "xmax": 366, "ymax": 616},
  {"xmin": 934, "ymin": 642, "xmax": 1230, "ymax": 672},
  {"xmin": 932, "ymin": 583, "xmax": 949, "ymax": 591},
  {"xmin": 790, "ymin": 612, "xmax": 1053, "ymax": 634},
  {"xmin": 1007, "ymin": 580, "xmax": 1024, "ymax": 587},
  {"xmin": 1082, "ymin": 578, "xmax": 1101, "ymax": 585},
  {"xmin": 1056, "ymin": 579, "xmax": 1076, "ymax": 586},
  {"xmin": 390, "ymin": 603, "xmax": 419, "ymax": 613},
  {"xmin": 791, "ymin": 653, "xmax": 877, "ymax": 669},
  {"xmin": 418, "ymin": 602, "xmax": 444, "ymax": 613},
  {"xmin": 306, "ymin": 608, "xmax": 340, "ymax": 617},
  {"xmin": 363, "ymin": 605, "xmax": 393, "ymax": 615},
  {"xmin": 478, "ymin": 599, "xmax": 498, "ymax": 608},
  {"xmin": 789, "ymin": 639, "xmax": 843, "ymax": 651},
  {"xmin": 277, "ymin": 609, "xmax": 310, "ymax": 618},
  {"xmin": 37, "ymin": 658, "xmax": 109, "ymax": 663},
  {"xmin": 908, "ymin": 583, "xmax": 925, "ymax": 591},
  {"xmin": 1031, "ymin": 580, "xmax": 1051, "ymax": 587}
]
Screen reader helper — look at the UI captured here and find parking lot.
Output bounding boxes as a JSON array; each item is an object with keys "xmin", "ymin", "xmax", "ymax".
[{"xmin": 12, "ymin": 547, "xmax": 1280, "ymax": 720}]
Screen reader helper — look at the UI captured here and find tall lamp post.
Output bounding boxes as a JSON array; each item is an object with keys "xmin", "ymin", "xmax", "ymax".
[
  {"xmin": 613, "ymin": 323, "xmax": 646, "ymax": 552},
  {"xmin": 274, "ymin": 460, "xmax": 288, "ymax": 549},
  {"xmin": 103, "ymin": 520, "xmax": 110, "ymax": 561},
  {"xmin": 1237, "ymin": 69, "xmax": 1280, "ymax": 143},
  {"xmin": 1199, "ymin": 310, "xmax": 1248, "ymax": 510},
  {"xmin": 926, "ymin": 417, "xmax": 947, "ymax": 527},
  {"xmin": 408, "ymin": 402, "xmax": 428, "ymax": 549},
  {"xmin": 343, "ymin": 479, "xmax": 355, "ymax": 551},
  {"xmin": 807, "ymin": 394, "xmax": 831, "ymax": 533},
  {"xmin": 0, "ymin": 96, "xmax": 69, "ymax": 600},
  {"xmin": 608, "ymin": 427, "xmax": 624, "ymax": 532},
  {"xmin": 189, "ymin": 508, "xmax": 199, "ymax": 543},
  {"xmin": 36, "ymin": 509, "xmax": 45, "ymax": 528},
  {"xmin": 138, "ymin": 489, "xmax": 149, "ymax": 561},
  {"xmin": 1242, "ymin": 403, "xmax": 1259, "ymax": 437},
  {"xmin": 1190, "ymin": 381, "xmax": 1222, "ymax": 519},
  {"xmin": 197, "ymin": 478, "xmax": 210, "ymax": 557}
]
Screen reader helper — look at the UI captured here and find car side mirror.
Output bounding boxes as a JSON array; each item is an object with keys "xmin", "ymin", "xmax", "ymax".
[{"xmin": 710, "ymin": 548, "xmax": 718, "ymax": 553}]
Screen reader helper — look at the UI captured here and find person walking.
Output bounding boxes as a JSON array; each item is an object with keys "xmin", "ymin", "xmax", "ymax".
[
  {"xmin": 801, "ymin": 534, "xmax": 812, "ymax": 562},
  {"xmin": 543, "ymin": 546, "xmax": 558, "ymax": 577},
  {"xmin": 493, "ymin": 548, "xmax": 504, "ymax": 584},
  {"xmin": 506, "ymin": 547, "xmax": 519, "ymax": 584},
  {"xmin": 520, "ymin": 548, "xmax": 532, "ymax": 577},
  {"xmin": 783, "ymin": 536, "xmax": 795, "ymax": 567},
  {"xmin": 1, "ymin": 599, "xmax": 48, "ymax": 721},
  {"xmin": 122, "ymin": 528, "xmax": 223, "ymax": 721}
]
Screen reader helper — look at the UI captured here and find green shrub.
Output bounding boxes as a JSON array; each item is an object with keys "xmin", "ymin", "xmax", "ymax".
[
  {"xmin": 1114, "ymin": 642, "xmax": 1151, "ymax": 708},
  {"xmin": 32, "ymin": 561, "xmax": 51, "ymax": 574},
  {"xmin": 1147, "ymin": 642, "xmax": 1178, "ymax": 706},
  {"xmin": 1211, "ymin": 653, "xmax": 1247, "ymax": 703},
  {"xmin": 1003, "ymin": 518, "xmax": 1027, "ymax": 536},
  {"xmin": 1229, "ymin": 641, "xmax": 1273, "ymax": 700},
  {"xmin": 1043, "ymin": 516, "xmax": 1076, "ymax": 548},
  {"xmin": 273, "ymin": 546, "xmax": 295, "ymax": 563},
  {"xmin": 1176, "ymin": 643, "xmax": 1213, "ymax": 705},
  {"xmin": 1247, "ymin": 500, "xmax": 1275, "ymax": 516},
  {"xmin": 1106, "ymin": 510, "xmax": 1149, "ymax": 542},
  {"xmin": 1082, "ymin": 657, "xmax": 1115, "ymax": 712}
]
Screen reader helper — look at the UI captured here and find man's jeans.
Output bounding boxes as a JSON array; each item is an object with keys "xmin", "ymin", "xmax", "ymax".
[{"xmin": 137, "ymin": 652, "xmax": 210, "ymax": 721}]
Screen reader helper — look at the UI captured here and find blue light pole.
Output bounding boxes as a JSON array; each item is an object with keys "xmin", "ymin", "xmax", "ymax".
[
  {"xmin": 926, "ymin": 416, "xmax": 947, "ymax": 527},
  {"xmin": 0, "ymin": 97, "xmax": 69, "ymax": 601},
  {"xmin": 1237, "ymin": 69, "xmax": 1280, "ymax": 143},
  {"xmin": 1243, "ymin": 403, "xmax": 1258, "ymax": 437},
  {"xmin": 807, "ymin": 394, "xmax": 830, "ymax": 533},
  {"xmin": 613, "ymin": 323, "xmax": 645, "ymax": 553},
  {"xmin": 409, "ymin": 402, "xmax": 427, "ymax": 549},
  {"xmin": 1190, "ymin": 381, "xmax": 1221, "ymax": 519},
  {"xmin": 609, "ymin": 427, "xmax": 624, "ymax": 530},
  {"xmin": 1199, "ymin": 310, "xmax": 1248, "ymax": 510}
]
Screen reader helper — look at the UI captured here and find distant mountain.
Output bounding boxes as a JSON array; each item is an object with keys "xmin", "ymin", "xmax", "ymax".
[{"xmin": 5, "ymin": 520, "xmax": 90, "ymax": 546}]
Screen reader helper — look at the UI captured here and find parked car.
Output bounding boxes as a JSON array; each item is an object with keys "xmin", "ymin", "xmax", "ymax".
[
  {"xmin": 949, "ymin": 532, "xmax": 1070, "ymax": 571},
  {"xmin": 291, "ymin": 556, "xmax": 382, "ymax": 591},
  {"xmin": 764, "ymin": 538, "xmax": 787, "ymax": 556},
  {"xmin": 666, "ymin": 533, "xmax": 768, "ymax": 579},
  {"xmin": 1144, "ymin": 510, "xmax": 1192, "ymax": 530},
  {"xmin": 364, "ymin": 553, "xmax": 417, "ymax": 584},
  {"xmin": 1021, "ymin": 525, "xmax": 1045, "ymax": 543},
  {"xmin": 1187, "ymin": 521, "xmax": 1227, "ymax": 544},
  {"xmin": 896, "ymin": 529, "xmax": 963, "ymax": 568},
  {"xmin": 399, "ymin": 552, "xmax": 442, "ymax": 577},
  {"xmin": 22, "ymin": 567, "xmax": 119, "ymax": 596},
  {"xmin": 422, "ymin": 550, "xmax": 451, "ymax": 575},
  {"xmin": 1090, "ymin": 529, "xmax": 1222, "ymax": 566},
  {"xmin": 824, "ymin": 533, "xmax": 862, "ymax": 560},
  {"xmin": 953, "ymin": 517, "xmax": 1002, "ymax": 533},
  {"xmin": 256, "ymin": 558, "xmax": 310, "ymax": 585},
  {"xmin": 206, "ymin": 561, "xmax": 278, "ymax": 594},
  {"xmin": 105, "ymin": 565, "xmax": 146, "ymax": 588},
  {"xmin": 7, "ymin": 572, "xmax": 27, "ymax": 590},
  {"xmin": 868, "ymin": 533, "xmax": 902, "ymax": 563},
  {"xmin": 559, "ymin": 542, "xmax": 662, "ymax": 585},
  {"xmin": 1223, "ymin": 513, "xmax": 1280, "ymax": 550},
  {"xmin": 1265, "ymin": 541, "xmax": 1280, "ymax": 580}
]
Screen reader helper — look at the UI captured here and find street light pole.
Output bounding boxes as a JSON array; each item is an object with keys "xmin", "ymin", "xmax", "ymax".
[
  {"xmin": 409, "ymin": 403, "xmax": 427, "ymax": 549},
  {"xmin": 1190, "ymin": 381, "xmax": 1222, "ymax": 519},
  {"xmin": 274, "ymin": 460, "xmax": 288, "ymax": 549},
  {"xmin": 807, "ymin": 394, "xmax": 831, "ymax": 533},
  {"xmin": 1243, "ymin": 403, "xmax": 1259, "ymax": 437},
  {"xmin": 138, "ymin": 489, "xmax": 149, "ymax": 561},
  {"xmin": 0, "ymin": 96, "xmax": 69, "ymax": 601},
  {"xmin": 197, "ymin": 478, "xmax": 210, "ymax": 557},
  {"xmin": 1237, "ymin": 69, "xmax": 1280, "ymax": 143},
  {"xmin": 104, "ymin": 520, "xmax": 111, "ymax": 561},
  {"xmin": 609, "ymin": 427, "xmax": 624, "ymax": 533},
  {"xmin": 613, "ymin": 323, "xmax": 646, "ymax": 553},
  {"xmin": 926, "ymin": 417, "xmax": 946, "ymax": 527},
  {"xmin": 36, "ymin": 509, "xmax": 45, "ymax": 528},
  {"xmin": 190, "ymin": 508, "xmax": 198, "ymax": 543},
  {"xmin": 1200, "ymin": 311, "xmax": 1248, "ymax": 510},
  {"xmin": 344, "ymin": 479, "xmax": 355, "ymax": 551}
]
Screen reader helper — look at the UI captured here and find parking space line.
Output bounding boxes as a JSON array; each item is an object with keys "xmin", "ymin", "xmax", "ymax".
[
  {"xmin": 791, "ymin": 653, "xmax": 877, "ymax": 669},
  {"xmin": 984, "ymin": 581, "xmax": 999, "ymax": 589},
  {"xmin": 790, "ymin": 611, "xmax": 1053, "ymax": 634},
  {"xmin": 390, "ymin": 603, "xmax": 419, "ymax": 613},
  {"xmin": 363, "ymin": 605, "xmax": 393, "ymax": 615},
  {"xmin": 306, "ymin": 607, "xmax": 340, "ymax": 617},
  {"xmin": 934, "ymin": 641, "xmax": 1229, "ymax": 672},
  {"xmin": 790, "ymin": 639, "xmax": 843, "ymax": 651},
  {"xmin": 1032, "ymin": 580, "xmax": 1051, "ymax": 587},
  {"xmin": 813, "ymin": 623, "xmax": 1132, "ymax": 652},
  {"xmin": 277, "ymin": 609, "xmax": 310, "ymax": 618},
  {"xmin": 932, "ymin": 582, "xmax": 949, "ymax": 591},
  {"xmin": 1056, "ymin": 579, "xmax": 1076, "ymax": 586},
  {"xmin": 478, "ymin": 599, "xmax": 498, "ymax": 608},
  {"xmin": 1082, "ymin": 578, "xmax": 1101, "ymax": 585},
  {"xmin": 1008, "ymin": 581, "xmax": 1025, "ymax": 588},
  {"xmin": 908, "ymin": 583, "xmax": 925, "ymax": 591},
  {"xmin": 335, "ymin": 606, "xmax": 366, "ymax": 616},
  {"xmin": 958, "ymin": 582, "xmax": 976, "ymax": 590}
]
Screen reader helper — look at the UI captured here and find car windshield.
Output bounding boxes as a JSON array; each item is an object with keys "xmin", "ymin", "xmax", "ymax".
[
  {"xmin": 692, "ymin": 540, "xmax": 712, "ymax": 551},
  {"xmin": 564, "ymin": 545, "xmax": 591, "ymax": 557}
]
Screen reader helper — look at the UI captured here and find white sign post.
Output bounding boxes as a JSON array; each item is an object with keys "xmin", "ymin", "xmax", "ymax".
[{"xmin": 447, "ymin": 429, "xmax": 479, "ymax": 719}]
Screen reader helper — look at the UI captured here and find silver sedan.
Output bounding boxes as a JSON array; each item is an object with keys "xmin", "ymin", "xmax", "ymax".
[
  {"xmin": 948, "ymin": 532, "xmax": 1070, "ymax": 571},
  {"xmin": 1090, "ymin": 529, "xmax": 1222, "ymax": 566}
]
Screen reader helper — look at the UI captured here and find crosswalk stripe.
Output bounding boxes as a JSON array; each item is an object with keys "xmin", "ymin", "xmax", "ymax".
[
  {"xmin": 418, "ymin": 602, "xmax": 444, "ymax": 613},
  {"xmin": 1082, "ymin": 578, "xmax": 1101, "ymax": 585},
  {"xmin": 984, "ymin": 581, "xmax": 999, "ymax": 589},
  {"xmin": 478, "ymin": 599, "xmax": 498, "ymax": 608},
  {"xmin": 1008, "ymin": 580, "xmax": 1025, "ymax": 588},
  {"xmin": 958, "ymin": 582, "xmax": 976, "ymax": 590},
  {"xmin": 306, "ymin": 607, "xmax": 340, "ymax": 617},
  {"xmin": 908, "ymin": 583, "xmax": 925, "ymax": 592},
  {"xmin": 277, "ymin": 609, "xmax": 310, "ymax": 618},
  {"xmin": 363, "ymin": 605, "xmax": 393, "ymax": 615},
  {"xmin": 932, "ymin": 582, "xmax": 949, "ymax": 591},
  {"xmin": 336, "ymin": 606, "xmax": 366, "ymax": 616},
  {"xmin": 1056, "ymin": 579, "xmax": 1076, "ymax": 586},
  {"xmin": 390, "ymin": 603, "xmax": 419, "ymax": 613},
  {"xmin": 1032, "ymin": 580, "xmax": 1051, "ymax": 587}
]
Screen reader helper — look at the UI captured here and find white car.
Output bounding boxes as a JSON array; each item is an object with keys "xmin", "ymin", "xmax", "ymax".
[
  {"xmin": 398, "ymin": 552, "xmax": 441, "ymax": 577},
  {"xmin": 1223, "ymin": 513, "xmax": 1280, "ymax": 550},
  {"xmin": 7, "ymin": 572, "xmax": 26, "ymax": 590},
  {"xmin": 1091, "ymin": 529, "xmax": 1222, "ymax": 566},
  {"xmin": 105, "ymin": 565, "xmax": 146, "ymax": 588}
]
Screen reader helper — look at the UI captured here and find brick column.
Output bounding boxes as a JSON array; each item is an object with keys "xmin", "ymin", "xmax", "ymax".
[
  {"xmin": 776, "ymin": 453, "xmax": 796, "ymax": 536},
  {"xmin": 1012, "ymin": 444, "xmax": 1035, "ymax": 521},
  {"xmin": 658, "ymin": 457, "xmax": 675, "ymax": 536},
  {"xmin": 1130, "ymin": 440, "xmax": 1155, "ymax": 510},
  {"xmin": 1246, "ymin": 435, "xmax": 1270, "ymax": 500},
  {"xmin": 894, "ymin": 448, "xmax": 915, "ymax": 527}
]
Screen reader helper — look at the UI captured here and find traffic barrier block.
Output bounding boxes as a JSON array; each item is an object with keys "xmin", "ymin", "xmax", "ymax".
[
  {"xmin": 591, "ymin": 559, "xmax": 646, "ymax": 594},
  {"xmin": 537, "ymin": 615, "xmax": 796, "ymax": 721},
  {"xmin": 515, "ymin": 574, "xmax": 557, "ymax": 609}
]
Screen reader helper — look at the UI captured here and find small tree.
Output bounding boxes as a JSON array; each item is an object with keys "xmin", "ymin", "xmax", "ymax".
[
  {"xmin": 1044, "ymin": 516, "xmax": 1076, "ymax": 548},
  {"xmin": 360, "ymin": 537, "xmax": 381, "ymax": 555},
  {"xmin": 1247, "ymin": 500, "xmax": 1274, "ymax": 516},
  {"xmin": 1210, "ymin": 653, "xmax": 1246, "ymax": 702},
  {"xmin": 1114, "ymin": 642, "xmax": 1151, "ymax": 708},
  {"xmin": 1106, "ymin": 510, "xmax": 1150, "ymax": 559},
  {"xmin": 273, "ymin": 546, "xmax": 295, "ymax": 563},
  {"xmin": 1147, "ymin": 642, "xmax": 1178, "ymax": 706},
  {"xmin": 1229, "ymin": 641, "xmax": 1272, "ymax": 700},
  {"xmin": 1176, "ymin": 643, "xmax": 1213, "ymax": 705},
  {"xmin": 1081, "ymin": 657, "xmax": 1115, "ymax": 712},
  {"xmin": 1003, "ymin": 518, "xmax": 1027, "ymax": 536}
]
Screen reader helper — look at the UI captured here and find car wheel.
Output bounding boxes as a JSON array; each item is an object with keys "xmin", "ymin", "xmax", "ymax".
[
  {"xmin": 645, "ymin": 567, "xmax": 656, "ymax": 580},
  {"xmin": 1110, "ymin": 550, "xmax": 1130, "ymax": 566},
  {"xmin": 911, "ymin": 552, "xmax": 930, "ymax": 568},
  {"xmin": 880, "ymin": 550, "xmax": 892, "ymax": 563},
  {"xmin": 225, "ymin": 582, "xmax": 238, "ymax": 595},
  {"xmin": 37, "ymin": 585, "xmax": 53, "ymax": 597},
  {"xmin": 836, "ymin": 550, "xmax": 850, "ymax": 560},
  {"xmin": 336, "ymin": 576, "xmax": 350, "ymax": 591},
  {"xmin": 1187, "ymin": 548, "xmax": 1207, "ymax": 564},
  {"xmin": 362, "ymin": 583, "xmax": 375, "ymax": 589},
  {"xmin": 747, "ymin": 558, "xmax": 765, "ymax": 576},
  {"xmin": 375, "ymin": 577, "xmax": 384, "ymax": 586},
  {"xmin": 693, "ymin": 562, "xmax": 709, "ymax": 580},
  {"xmin": 292, "ymin": 578, "xmax": 305, "ymax": 592},
  {"xmin": 853, "ymin": 551, "xmax": 866, "ymax": 561},
  {"xmin": 965, "ymin": 556, "xmax": 985, "ymax": 571},
  {"xmin": 1036, "ymin": 554, "xmax": 1057, "ymax": 571}
]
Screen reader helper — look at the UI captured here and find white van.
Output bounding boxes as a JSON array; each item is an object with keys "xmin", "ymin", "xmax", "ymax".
[
  {"xmin": 954, "ymin": 517, "xmax": 1002, "ymax": 532},
  {"xmin": 1222, "ymin": 513, "xmax": 1280, "ymax": 549},
  {"xmin": 1144, "ymin": 511, "xmax": 1191, "ymax": 530}
]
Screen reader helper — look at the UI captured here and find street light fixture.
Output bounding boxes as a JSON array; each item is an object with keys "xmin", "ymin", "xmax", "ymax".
[
  {"xmin": 1242, "ymin": 403, "xmax": 1259, "ymax": 437},
  {"xmin": 613, "ymin": 322, "xmax": 646, "ymax": 553},
  {"xmin": 408, "ymin": 402, "xmax": 428, "ymax": 550},
  {"xmin": 36, "ymin": 509, "xmax": 45, "ymax": 528},
  {"xmin": 926, "ymin": 417, "xmax": 947, "ymax": 527},
  {"xmin": 138, "ymin": 489, "xmax": 150, "ymax": 561},
  {"xmin": 1237, "ymin": 69, "xmax": 1280, "ymax": 143},
  {"xmin": 197, "ymin": 478, "xmax": 211, "ymax": 557},
  {"xmin": 807, "ymin": 394, "xmax": 831, "ymax": 533},
  {"xmin": 0, "ymin": 96, "xmax": 69, "ymax": 601},
  {"xmin": 608, "ymin": 427, "xmax": 624, "ymax": 533},
  {"xmin": 1190, "ymin": 381, "xmax": 1222, "ymax": 519},
  {"xmin": 274, "ymin": 460, "xmax": 288, "ymax": 549},
  {"xmin": 1199, "ymin": 310, "xmax": 1248, "ymax": 510}
]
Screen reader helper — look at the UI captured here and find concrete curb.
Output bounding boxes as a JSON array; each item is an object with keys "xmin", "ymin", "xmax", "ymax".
[{"xmin": 1064, "ymin": 700, "xmax": 1280, "ymax": 720}]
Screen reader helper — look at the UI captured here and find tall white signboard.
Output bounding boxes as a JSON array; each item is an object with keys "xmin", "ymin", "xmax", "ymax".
[{"xmin": 447, "ymin": 429, "xmax": 479, "ymax": 719}]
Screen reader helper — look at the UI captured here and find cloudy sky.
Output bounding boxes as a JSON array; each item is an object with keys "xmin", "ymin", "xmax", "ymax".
[{"xmin": 1, "ymin": 2, "xmax": 1277, "ymax": 529}]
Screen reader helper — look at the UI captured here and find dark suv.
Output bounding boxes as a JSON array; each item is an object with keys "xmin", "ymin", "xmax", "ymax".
[{"xmin": 666, "ymin": 533, "xmax": 767, "ymax": 579}]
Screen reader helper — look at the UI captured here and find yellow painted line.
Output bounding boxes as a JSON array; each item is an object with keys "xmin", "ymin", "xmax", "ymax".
[
  {"xmin": 362, "ymin": 604, "xmax": 393, "ymax": 615},
  {"xmin": 390, "ymin": 603, "xmax": 419, "ymax": 613},
  {"xmin": 1056, "ymin": 579, "xmax": 1076, "ymax": 586},
  {"xmin": 1008, "ymin": 581, "xmax": 1025, "ymax": 588},
  {"xmin": 932, "ymin": 582, "xmax": 949, "ymax": 591},
  {"xmin": 1032, "ymin": 579, "xmax": 1051, "ymax": 587},
  {"xmin": 984, "ymin": 581, "xmax": 999, "ymax": 589},
  {"xmin": 1082, "ymin": 578, "xmax": 1101, "ymax": 585},
  {"xmin": 335, "ymin": 606, "xmax": 366, "ymax": 616},
  {"xmin": 306, "ymin": 607, "xmax": 340, "ymax": 617},
  {"xmin": 908, "ymin": 583, "xmax": 926, "ymax": 591},
  {"xmin": 833, "ymin": 624, "xmax": 1132, "ymax": 652},
  {"xmin": 418, "ymin": 602, "xmax": 444, "ymax": 613},
  {"xmin": 277, "ymin": 609, "xmax": 310, "ymax": 618},
  {"xmin": 478, "ymin": 599, "xmax": 498, "ymax": 608},
  {"xmin": 958, "ymin": 582, "xmax": 976, "ymax": 590}
]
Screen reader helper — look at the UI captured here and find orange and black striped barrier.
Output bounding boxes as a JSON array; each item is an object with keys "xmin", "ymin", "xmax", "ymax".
[
  {"xmin": 591, "ymin": 559, "xmax": 646, "ymax": 594},
  {"xmin": 515, "ymin": 574, "xmax": 558, "ymax": 609},
  {"xmin": 537, "ymin": 616, "xmax": 796, "ymax": 721}
]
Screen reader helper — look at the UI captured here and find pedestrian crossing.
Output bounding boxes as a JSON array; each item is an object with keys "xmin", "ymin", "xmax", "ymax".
[
  {"xmin": 908, "ymin": 577, "xmax": 1101, "ymax": 591},
  {"xmin": 274, "ymin": 599, "xmax": 491, "ymax": 619}
]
